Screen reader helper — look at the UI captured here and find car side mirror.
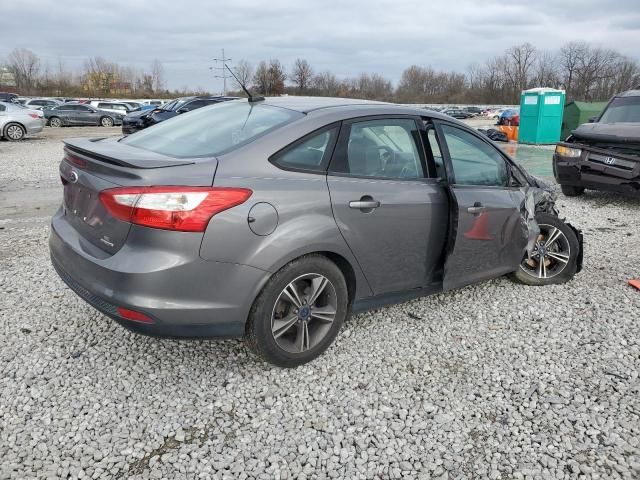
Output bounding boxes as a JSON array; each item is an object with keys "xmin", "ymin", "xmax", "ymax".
[
  {"xmin": 588, "ymin": 116, "xmax": 597, "ymax": 123},
  {"xmin": 177, "ymin": 107, "xmax": 189, "ymax": 114}
]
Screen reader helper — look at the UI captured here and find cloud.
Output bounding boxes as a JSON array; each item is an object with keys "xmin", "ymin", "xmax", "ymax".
[{"xmin": 1, "ymin": 0, "xmax": 638, "ymax": 91}]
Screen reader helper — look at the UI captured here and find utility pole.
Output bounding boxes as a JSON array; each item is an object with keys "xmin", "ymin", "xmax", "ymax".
[{"xmin": 211, "ymin": 49, "xmax": 232, "ymax": 95}]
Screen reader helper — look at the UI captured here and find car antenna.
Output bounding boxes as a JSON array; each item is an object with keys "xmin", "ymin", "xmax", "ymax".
[{"xmin": 225, "ymin": 64, "xmax": 265, "ymax": 103}]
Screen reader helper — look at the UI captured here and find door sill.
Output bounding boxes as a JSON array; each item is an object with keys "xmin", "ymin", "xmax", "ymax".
[{"xmin": 351, "ymin": 283, "xmax": 443, "ymax": 313}]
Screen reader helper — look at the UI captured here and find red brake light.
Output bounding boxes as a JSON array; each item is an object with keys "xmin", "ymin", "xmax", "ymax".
[
  {"xmin": 99, "ymin": 186, "xmax": 252, "ymax": 232},
  {"xmin": 29, "ymin": 113, "xmax": 39, "ymax": 119}
]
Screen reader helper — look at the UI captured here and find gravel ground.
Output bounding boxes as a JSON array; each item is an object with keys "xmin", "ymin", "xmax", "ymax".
[{"xmin": 1, "ymin": 130, "xmax": 639, "ymax": 479}]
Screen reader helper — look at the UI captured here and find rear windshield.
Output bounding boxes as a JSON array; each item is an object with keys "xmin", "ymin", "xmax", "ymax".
[
  {"xmin": 121, "ymin": 101, "xmax": 303, "ymax": 157},
  {"xmin": 599, "ymin": 96, "xmax": 640, "ymax": 123}
]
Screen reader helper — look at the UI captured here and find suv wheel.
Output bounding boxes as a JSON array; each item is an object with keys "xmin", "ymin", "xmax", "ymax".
[
  {"xmin": 100, "ymin": 116, "xmax": 114, "ymax": 127},
  {"xmin": 246, "ymin": 255, "xmax": 349, "ymax": 367},
  {"xmin": 511, "ymin": 213, "xmax": 580, "ymax": 286},
  {"xmin": 560, "ymin": 185, "xmax": 585, "ymax": 197}
]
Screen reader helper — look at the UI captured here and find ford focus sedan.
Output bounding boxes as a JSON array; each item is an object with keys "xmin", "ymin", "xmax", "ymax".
[{"xmin": 50, "ymin": 97, "xmax": 582, "ymax": 367}]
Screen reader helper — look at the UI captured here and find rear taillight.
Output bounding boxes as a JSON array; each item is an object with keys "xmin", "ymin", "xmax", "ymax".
[
  {"xmin": 99, "ymin": 186, "xmax": 252, "ymax": 232},
  {"xmin": 28, "ymin": 113, "xmax": 39, "ymax": 119}
]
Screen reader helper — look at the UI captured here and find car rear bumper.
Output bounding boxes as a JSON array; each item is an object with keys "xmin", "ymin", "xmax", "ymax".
[
  {"xmin": 122, "ymin": 123, "xmax": 144, "ymax": 135},
  {"xmin": 49, "ymin": 208, "xmax": 270, "ymax": 338},
  {"xmin": 553, "ymin": 150, "xmax": 640, "ymax": 197}
]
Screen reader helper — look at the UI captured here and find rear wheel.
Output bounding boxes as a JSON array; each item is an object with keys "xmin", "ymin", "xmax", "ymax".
[
  {"xmin": 246, "ymin": 255, "xmax": 349, "ymax": 367},
  {"xmin": 560, "ymin": 185, "xmax": 585, "ymax": 197},
  {"xmin": 49, "ymin": 117, "xmax": 62, "ymax": 128},
  {"xmin": 511, "ymin": 213, "xmax": 579, "ymax": 286},
  {"xmin": 4, "ymin": 123, "xmax": 25, "ymax": 141},
  {"xmin": 100, "ymin": 116, "xmax": 114, "ymax": 127}
]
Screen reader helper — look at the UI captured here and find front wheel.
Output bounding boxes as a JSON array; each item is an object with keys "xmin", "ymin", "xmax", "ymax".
[
  {"xmin": 560, "ymin": 185, "xmax": 585, "ymax": 197},
  {"xmin": 510, "ymin": 213, "xmax": 580, "ymax": 286},
  {"xmin": 100, "ymin": 116, "xmax": 114, "ymax": 127},
  {"xmin": 48, "ymin": 117, "xmax": 62, "ymax": 128},
  {"xmin": 245, "ymin": 255, "xmax": 349, "ymax": 367}
]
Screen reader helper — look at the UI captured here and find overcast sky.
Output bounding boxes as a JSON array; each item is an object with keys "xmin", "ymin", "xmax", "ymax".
[{"xmin": 2, "ymin": 0, "xmax": 639, "ymax": 92}]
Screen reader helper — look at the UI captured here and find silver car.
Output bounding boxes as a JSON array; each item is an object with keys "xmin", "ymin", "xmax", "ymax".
[
  {"xmin": 0, "ymin": 101, "xmax": 45, "ymax": 141},
  {"xmin": 50, "ymin": 97, "xmax": 583, "ymax": 367}
]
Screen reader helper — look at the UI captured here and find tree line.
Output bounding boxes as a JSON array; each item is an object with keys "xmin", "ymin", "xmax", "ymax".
[{"xmin": 3, "ymin": 41, "xmax": 639, "ymax": 104}]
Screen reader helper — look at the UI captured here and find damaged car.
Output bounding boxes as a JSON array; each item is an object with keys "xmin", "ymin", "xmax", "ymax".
[
  {"xmin": 554, "ymin": 88, "xmax": 640, "ymax": 197},
  {"xmin": 50, "ymin": 97, "xmax": 582, "ymax": 367}
]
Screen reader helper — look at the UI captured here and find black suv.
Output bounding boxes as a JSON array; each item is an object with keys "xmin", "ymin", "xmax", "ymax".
[
  {"xmin": 554, "ymin": 88, "xmax": 640, "ymax": 198},
  {"xmin": 121, "ymin": 96, "xmax": 237, "ymax": 134},
  {"xmin": 0, "ymin": 92, "xmax": 18, "ymax": 103}
]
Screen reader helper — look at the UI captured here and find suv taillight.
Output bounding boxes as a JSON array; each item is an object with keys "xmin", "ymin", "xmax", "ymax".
[{"xmin": 99, "ymin": 186, "xmax": 252, "ymax": 232}]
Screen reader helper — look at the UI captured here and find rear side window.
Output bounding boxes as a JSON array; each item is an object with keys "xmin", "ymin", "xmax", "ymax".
[
  {"xmin": 330, "ymin": 118, "xmax": 424, "ymax": 179},
  {"xmin": 0, "ymin": 104, "xmax": 5, "ymax": 112},
  {"xmin": 122, "ymin": 101, "xmax": 303, "ymax": 158},
  {"xmin": 271, "ymin": 126, "xmax": 338, "ymax": 172}
]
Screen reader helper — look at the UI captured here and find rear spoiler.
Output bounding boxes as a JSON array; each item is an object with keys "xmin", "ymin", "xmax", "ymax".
[{"xmin": 63, "ymin": 137, "xmax": 195, "ymax": 169}]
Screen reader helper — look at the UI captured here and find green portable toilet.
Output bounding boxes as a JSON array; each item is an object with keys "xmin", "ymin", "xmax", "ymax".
[
  {"xmin": 561, "ymin": 101, "xmax": 608, "ymax": 140},
  {"xmin": 518, "ymin": 88, "xmax": 566, "ymax": 144}
]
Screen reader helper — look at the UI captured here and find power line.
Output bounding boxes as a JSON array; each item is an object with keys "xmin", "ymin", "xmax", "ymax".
[{"xmin": 210, "ymin": 48, "xmax": 232, "ymax": 95}]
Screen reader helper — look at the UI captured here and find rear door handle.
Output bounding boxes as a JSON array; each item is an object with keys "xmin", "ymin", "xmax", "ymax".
[{"xmin": 349, "ymin": 200, "xmax": 380, "ymax": 209}]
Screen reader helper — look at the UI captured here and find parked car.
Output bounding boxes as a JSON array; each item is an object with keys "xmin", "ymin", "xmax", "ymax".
[
  {"xmin": 121, "ymin": 96, "xmax": 237, "ymax": 134},
  {"xmin": 43, "ymin": 103, "xmax": 124, "ymax": 127},
  {"xmin": 463, "ymin": 106, "xmax": 483, "ymax": 116},
  {"xmin": 89, "ymin": 100, "xmax": 132, "ymax": 116},
  {"xmin": 50, "ymin": 97, "xmax": 583, "ymax": 367},
  {"xmin": 121, "ymin": 101, "xmax": 155, "ymax": 112},
  {"xmin": 140, "ymin": 99, "xmax": 165, "ymax": 106},
  {"xmin": 497, "ymin": 109, "xmax": 520, "ymax": 126},
  {"xmin": 0, "ymin": 101, "xmax": 45, "ymax": 140},
  {"xmin": 554, "ymin": 88, "xmax": 640, "ymax": 197},
  {"xmin": 441, "ymin": 108, "xmax": 473, "ymax": 119},
  {"xmin": 23, "ymin": 98, "xmax": 62, "ymax": 110},
  {"xmin": 0, "ymin": 92, "xmax": 19, "ymax": 103}
]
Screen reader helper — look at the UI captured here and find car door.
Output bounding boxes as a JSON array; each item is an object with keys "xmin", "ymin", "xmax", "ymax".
[
  {"xmin": 56, "ymin": 105, "xmax": 76, "ymax": 124},
  {"xmin": 429, "ymin": 121, "xmax": 528, "ymax": 290},
  {"xmin": 327, "ymin": 116, "xmax": 449, "ymax": 295},
  {"xmin": 77, "ymin": 105, "xmax": 99, "ymax": 125}
]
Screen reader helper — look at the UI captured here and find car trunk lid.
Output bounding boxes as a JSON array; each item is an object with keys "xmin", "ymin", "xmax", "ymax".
[{"xmin": 59, "ymin": 138, "xmax": 216, "ymax": 257}]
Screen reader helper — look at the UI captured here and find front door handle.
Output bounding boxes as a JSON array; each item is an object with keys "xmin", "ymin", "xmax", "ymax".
[
  {"xmin": 467, "ymin": 202, "xmax": 486, "ymax": 214},
  {"xmin": 349, "ymin": 200, "xmax": 380, "ymax": 209}
]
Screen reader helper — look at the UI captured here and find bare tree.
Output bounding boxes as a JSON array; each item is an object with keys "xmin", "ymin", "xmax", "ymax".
[
  {"xmin": 505, "ymin": 43, "xmax": 537, "ymax": 98},
  {"xmin": 7, "ymin": 48, "xmax": 41, "ymax": 94},
  {"xmin": 151, "ymin": 60, "xmax": 165, "ymax": 92},
  {"xmin": 252, "ymin": 61, "xmax": 270, "ymax": 94},
  {"xmin": 233, "ymin": 60, "xmax": 253, "ymax": 89},
  {"xmin": 312, "ymin": 71, "xmax": 340, "ymax": 96},
  {"xmin": 533, "ymin": 51, "xmax": 559, "ymax": 88},
  {"xmin": 267, "ymin": 59, "xmax": 286, "ymax": 95},
  {"xmin": 292, "ymin": 58, "xmax": 313, "ymax": 93}
]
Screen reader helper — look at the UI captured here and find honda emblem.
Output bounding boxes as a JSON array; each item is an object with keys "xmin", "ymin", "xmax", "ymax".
[{"xmin": 605, "ymin": 157, "xmax": 616, "ymax": 165}]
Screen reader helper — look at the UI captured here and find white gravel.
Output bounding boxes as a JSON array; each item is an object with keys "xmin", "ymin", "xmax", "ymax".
[{"xmin": 1, "ymin": 132, "xmax": 639, "ymax": 479}]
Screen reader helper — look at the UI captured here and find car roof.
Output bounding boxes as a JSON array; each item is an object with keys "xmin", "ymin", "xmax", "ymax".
[
  {"xmin": 617, "ymin": 89, "xmax": 640, "ymax": 97},
  {"xmin": 250, "ymin": 96, "xmax": 461, "ymax": 123}
]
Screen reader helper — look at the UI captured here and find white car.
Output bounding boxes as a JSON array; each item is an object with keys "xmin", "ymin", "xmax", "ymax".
[
  {"xmin": 23, "ymin": 98, "xmax": 61, "ymax": 110},
  {"xmin": 0, "ymin": 101, "xmax": 45, "ymax": 140},
  {"xmin": 140, "ymin": 99, "xmax": 164, "ymax": 106},
  {"xmin": 88, "ymin": 101, "xmax": 132, "ymax": 116}
]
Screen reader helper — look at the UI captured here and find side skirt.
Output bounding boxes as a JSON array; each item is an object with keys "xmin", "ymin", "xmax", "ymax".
[{"xmin": 351, "ymin": 282, "xmax": 443, "ymax": 314}]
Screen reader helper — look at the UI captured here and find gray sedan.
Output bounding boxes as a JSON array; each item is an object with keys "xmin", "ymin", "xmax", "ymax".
[
  {"xmin": 44, "ymin": 103, "xmax": 124, "ymax": 127},
  {"xmin": 49, "ymin": 97, "xmax": 583, "ymax": 367},
  {"xmin": 0, "ymin": 101, "xmax": 45, "ymax": 140}
]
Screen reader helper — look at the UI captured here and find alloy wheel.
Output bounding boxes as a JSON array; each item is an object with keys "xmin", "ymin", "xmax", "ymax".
[
  {"xmin": 101, "ymin": 117, "xmax": 114, "ymax": 127},
  {"xmin": 520, "ymin": 224, "xmax": 571, "ymax": 279},
  {"xmin": 6, "ymin": 124, "xmax": 24, "ymax": 140},
  {"xmin": 49, "ymin": 118, "xmax": 62, "ymax": 128},
  {"xmin": 271, "ymin": 273, "xmax": 338, "ymax": 354}
]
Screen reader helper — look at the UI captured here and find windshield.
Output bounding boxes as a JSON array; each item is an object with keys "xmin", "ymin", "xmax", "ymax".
[
  {"xmin": 599, "ymin": 97, "xmax": 640, "ymax": 123},
  {"xmin": 161, "ymin": 99, "xmax": 184, "ymax": 111},
  {"xmin": 121, "ymin": 101, "xmax": 303, "ymax": 158}
]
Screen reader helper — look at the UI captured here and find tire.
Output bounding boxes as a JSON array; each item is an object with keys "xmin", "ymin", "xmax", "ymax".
[
  {"xmin": 245, "ymin": 254, "xmax": 349, "ymax": 367},
  {"xmin": 49, "ymin": 117, "xmax": 62, "ymax": 128},
  {"xmin": 560, "ymin": 184, "xmax": 585, "ymax": 197},
  {"xmin": 4, "ymin": 123, "xmax": 25, "ymax": 141},
  {"xmin": 510, "ymin": 212, "xmax": 580, "ymax": 286},
  {"xmin": 100, "ymin": 116, "xmax": 114, "ymax": 127}
]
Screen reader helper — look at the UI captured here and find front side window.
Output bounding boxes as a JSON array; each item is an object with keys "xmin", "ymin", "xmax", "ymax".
[
  {"xmin": 272, "ymin": 127, "xmax": 338, "ymax": 172},
  {"xmin": 122, "ymin": 101, "xmax": 303, "ymax": 158},
  {"xmin": 441, "ymin": 124, "xmax": 508, "ymax": 187},
  {"xmin": 331, "ymin": 118, "xmax": 424, "ymax": 179}
]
